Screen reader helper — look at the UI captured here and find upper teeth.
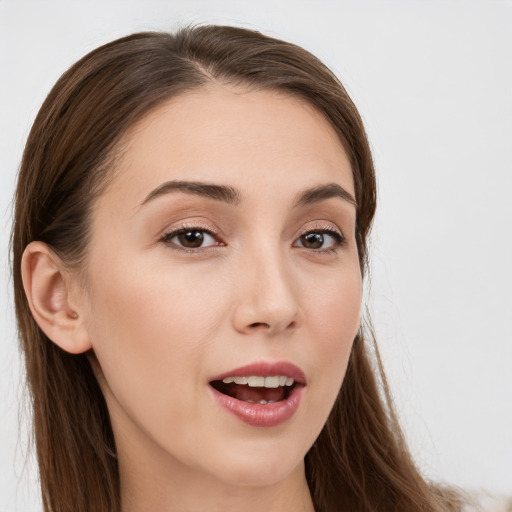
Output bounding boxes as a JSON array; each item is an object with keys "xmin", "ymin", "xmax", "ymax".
[{"xmin": 221, "ymin": 376, "xmax": 295, "ymax": 387}]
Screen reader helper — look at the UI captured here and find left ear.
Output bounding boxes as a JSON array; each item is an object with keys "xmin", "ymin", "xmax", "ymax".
[{"xmin": 21, "ymin": 241, "xmax": 92, "ymax": 354}]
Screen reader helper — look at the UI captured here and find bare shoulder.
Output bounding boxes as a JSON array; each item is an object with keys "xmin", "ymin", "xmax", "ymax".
[{"xmin": 462, "ymin": 491, "xmax": 512, "ymax": 512}]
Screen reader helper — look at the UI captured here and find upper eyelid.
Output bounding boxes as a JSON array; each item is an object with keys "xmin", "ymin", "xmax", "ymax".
[
  {"xmin": 303, "ymin": 225, "xmax": 342, "ymax": 233},
  {"xmin": 299, "ymin": 223, "xmax": 344, "ymax": 237},
  {"xmin": 166, "ymin": 225, "xmax": 217, "ymax": 235}
]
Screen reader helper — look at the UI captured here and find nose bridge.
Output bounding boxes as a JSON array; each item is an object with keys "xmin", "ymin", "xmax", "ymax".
[{"xmin": 233, "ymin": 236, "xmax": 301, "ymax": 335}]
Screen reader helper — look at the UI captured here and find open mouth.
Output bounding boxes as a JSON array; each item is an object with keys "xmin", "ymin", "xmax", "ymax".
[
  {"xmin": 208, "ymin": 364, "xmax": 306, "ymax": 426},
  {"xmin": 209, "ymin": 376, "xmax": 298, "ymax": 404}
]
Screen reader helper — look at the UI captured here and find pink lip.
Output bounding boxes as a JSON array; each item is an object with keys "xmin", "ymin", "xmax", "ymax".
[{"xmin": 208, "ymin": 361, "xmax": 306, "ymax": 427}]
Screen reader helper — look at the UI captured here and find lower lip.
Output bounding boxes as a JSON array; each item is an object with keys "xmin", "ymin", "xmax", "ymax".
[{"xmin": 209, "ymin": 384, "xmax": 305, "ymax": 427}]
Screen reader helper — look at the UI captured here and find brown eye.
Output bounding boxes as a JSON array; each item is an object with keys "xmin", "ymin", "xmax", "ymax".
[
  {"xmin": 177, "ymin": 230, "xmax": 204, "ymax": 248},
  {"xmin": 295, "ymin": 229, "xmax": 344, "ymax": 250},
  {"xmin": 164, "ymin": 228, "xmax": 218, "ymax": 249},
  {"xmin": 301, "ymin": 233, "xmax": 324, "ymax": 249}
]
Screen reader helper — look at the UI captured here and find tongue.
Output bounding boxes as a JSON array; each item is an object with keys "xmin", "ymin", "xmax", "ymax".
[{"xmin": 232, "ymin": 385, "xmax": 286, "ymax": 403}]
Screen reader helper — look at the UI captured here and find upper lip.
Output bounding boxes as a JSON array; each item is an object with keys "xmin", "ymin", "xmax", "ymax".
[{"xmin": 209, "ymin": 361, "xmax": 307, "ymax": 385}]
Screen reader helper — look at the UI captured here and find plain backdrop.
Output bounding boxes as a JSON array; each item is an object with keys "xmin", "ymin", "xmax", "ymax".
[{"xmin": 1, "ymin": 1, "xmax": 511, "ymax": 510}]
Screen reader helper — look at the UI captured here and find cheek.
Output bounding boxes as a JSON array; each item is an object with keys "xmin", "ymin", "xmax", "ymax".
[
  {"xmin": 83, "ymin": 256, "xmax": 230, "ymax": 427},
  {"xmin": 87, "ymin": 255, "xmax": 227, "ymax": 350},
  {"xmin": 307, "ymin": 263, "xmax": 361, "ymax": 351},
  {"xmin": 303, "ymin": 264, "xmax": 361, "ymax": 421}
]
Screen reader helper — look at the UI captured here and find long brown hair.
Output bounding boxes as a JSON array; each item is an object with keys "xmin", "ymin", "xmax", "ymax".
[{"xmin": 12, "ymin": 26, "xmax": 462, "ymax": 512}]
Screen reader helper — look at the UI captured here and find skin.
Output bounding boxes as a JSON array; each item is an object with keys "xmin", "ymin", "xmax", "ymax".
[{"xmin": 24, "ymin": 85, "xmax": 362, "ymax": 512}]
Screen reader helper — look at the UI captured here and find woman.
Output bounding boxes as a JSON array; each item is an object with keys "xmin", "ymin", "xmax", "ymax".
[{"xmin": 12, "ymin": 25, "xmax": 466, "ymax": 512}]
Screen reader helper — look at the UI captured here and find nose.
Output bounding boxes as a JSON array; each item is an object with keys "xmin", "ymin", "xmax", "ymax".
[{"xmin": 231, "ymin": 247, "xmax": 303, "ymax": 336}]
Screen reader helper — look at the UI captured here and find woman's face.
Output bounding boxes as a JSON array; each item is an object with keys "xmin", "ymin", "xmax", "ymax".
[{"xmin": 81, "ymin": 85, "xmax": 362, "ymax": 488}]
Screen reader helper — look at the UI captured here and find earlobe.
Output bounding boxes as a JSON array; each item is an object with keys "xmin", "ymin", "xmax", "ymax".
[{"xmin": 21, "ymin": 241, "xmax": 92, "ymax": 354}]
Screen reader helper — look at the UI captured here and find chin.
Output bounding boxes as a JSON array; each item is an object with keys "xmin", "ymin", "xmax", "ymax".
[
  {"xmin": 214, "ymin": 462, "xmax": 303, "ymax": 488},
  {"xmin": 201, "ymin": 435, "xmax": 308, "ymax": 488}
]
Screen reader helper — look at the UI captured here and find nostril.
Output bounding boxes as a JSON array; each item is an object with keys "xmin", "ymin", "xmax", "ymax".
[{"xmin": 249, "ymin": 322, "xmax": 270, "ymax": 329}]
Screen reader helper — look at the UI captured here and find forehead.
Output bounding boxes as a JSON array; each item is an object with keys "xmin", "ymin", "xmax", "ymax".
[{"xmin": 100, "ymin": 84, "xmax": 354, "ymax": 210}]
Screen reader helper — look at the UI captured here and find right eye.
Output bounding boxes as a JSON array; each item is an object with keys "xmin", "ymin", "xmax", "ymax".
[{"xmin": 161, "ymin": 228, "xmax": 220, "ymax": 250}]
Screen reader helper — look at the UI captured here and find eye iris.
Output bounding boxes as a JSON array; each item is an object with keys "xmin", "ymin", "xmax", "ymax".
[
  {"xmin": 302, "ymin": 232, "xmax": 324, "ymax": 249},
  {"xmin": 178, "ymin": 230, "xmax": 204, "ymax": 248}
]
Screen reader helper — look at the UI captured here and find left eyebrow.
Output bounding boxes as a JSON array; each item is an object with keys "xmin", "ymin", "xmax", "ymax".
[{"xmin": 294, "ymin": 183, "xmax": 357, "ymax": 208}]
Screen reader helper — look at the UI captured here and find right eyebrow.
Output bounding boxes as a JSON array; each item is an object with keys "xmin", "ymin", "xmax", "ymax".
[{"xmin": 139, "ymin": 180, "xmax": 242, "ymax": 207}]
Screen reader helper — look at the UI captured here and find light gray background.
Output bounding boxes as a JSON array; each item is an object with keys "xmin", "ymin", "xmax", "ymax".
[{"xmin": 1, "ymin": 1, "xmax": 511, "ymax": 510}]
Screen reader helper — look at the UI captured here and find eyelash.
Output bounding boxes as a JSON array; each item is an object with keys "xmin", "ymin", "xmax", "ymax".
[
  {"xmin": 296, "ymin": 227, "xmax": 346, "ymax": 254},
  {"xmin": 159, "ymin": 224, "xmax": 346, "ymax": 254},
  {"xmin": 159, "ymin": 225, "xmax": 222, "ymax": 254}
]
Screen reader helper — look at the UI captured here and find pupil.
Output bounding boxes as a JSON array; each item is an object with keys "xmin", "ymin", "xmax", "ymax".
[
  {"xmin": 303, "ymin": 233, "xmax": 323, "ymax": 249},
  {"xmin": 179, "ymin": 230, "xmax": 204, "ymax": 248}
]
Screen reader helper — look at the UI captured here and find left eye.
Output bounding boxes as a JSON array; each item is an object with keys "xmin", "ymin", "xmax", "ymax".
[
  {"xmin": 163, "ymin": 229, "xmax": 218, "ymax": 249},
  {"xmin": 295, "ymin": 230, "xmax": 343, "ymax": 250}
]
